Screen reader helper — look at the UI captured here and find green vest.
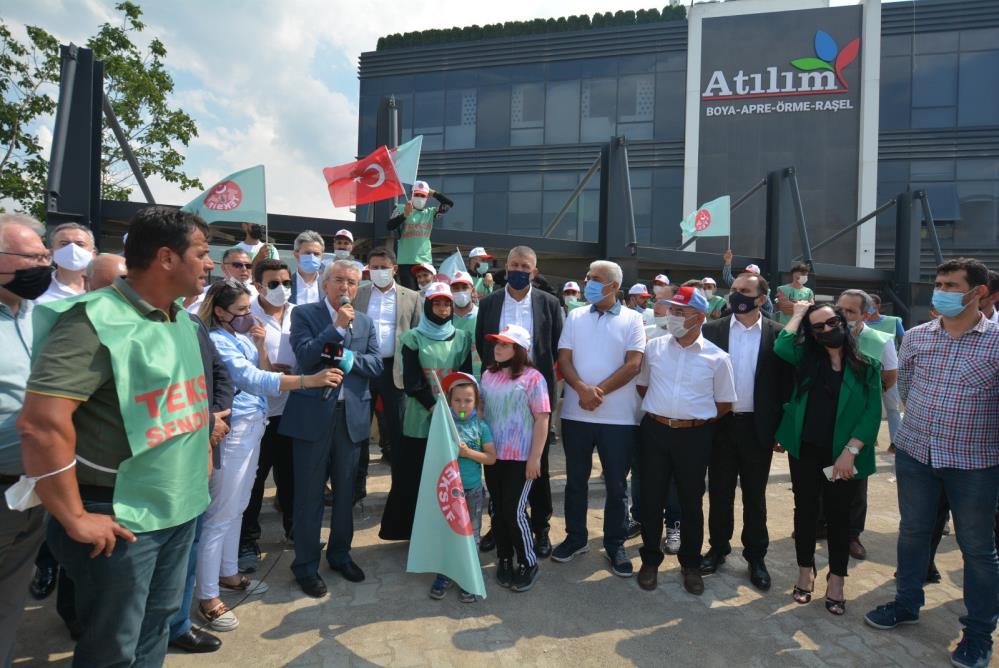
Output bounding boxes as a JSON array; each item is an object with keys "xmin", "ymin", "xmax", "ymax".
[
  {"xmin": 393, "ymin": 204, "xmax": 435, "ymax": 265},
  {"xmin": 868, "ymin": 315, "xmax": 901, "ymax": 346},
  {"xmin": 33, "ymin": 287, "xmax": 211, "ymax": 533},
  {"xmin": 472, "ymin": 276, "xmax": 493, "ymax": 298},
  {"xmin": 452, "ymin": 312, "xmax": 481, "ymax": 380},
  {"xmin": 707, "ymin": 295, "xmax": 727, "ymax": 318},
  {"xmin": 775, "ymin": 284, "xmax": 814, "ymax": 324},
  {"xmin": 857, "ymin": 326, "xmax": 892, "ymax": 363},
  {"xmin": 399, "ymin": 328, "xmax": 471, "ymax": 438}
]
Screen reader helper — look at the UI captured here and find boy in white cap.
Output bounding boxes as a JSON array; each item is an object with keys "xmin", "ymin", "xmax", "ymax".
[
  {"xmin": 627, "ymin": 284, "xmax": 655, "ymax": 326},
  {"xmin": 653, "ymin": 274, "xmax": 673, "ymax": 301},
  {"xmin": 411, "ymin": 263, "xmax": 436, "ymax": 297},
  {"xmin": 562, "ymin": 281, "xmax": 584, "ymax": 315},
  {"xmin": 468, "ymin": 247, "xmax": 494, "ymax": 298},
  {"xmin": 387, "ymin": 180, "xmax": 454, "ymax": 290},
  {"xmin": 333, "ymin": 229, "xmax": 355, "ymax": 262},
  {"xmin": 702, "ymin": 277, "xmax": 726, "ymax": 319}
]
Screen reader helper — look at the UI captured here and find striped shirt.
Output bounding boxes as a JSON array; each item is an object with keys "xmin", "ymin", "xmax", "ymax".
[{"xmin": 896, "ymin": 315, "xmax": 998, "ymax": 470}]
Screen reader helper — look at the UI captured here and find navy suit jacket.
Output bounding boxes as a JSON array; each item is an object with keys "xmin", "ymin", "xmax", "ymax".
[{"xmin": 278, "ymin": 299, "xmax": 383, "ymax": 444}]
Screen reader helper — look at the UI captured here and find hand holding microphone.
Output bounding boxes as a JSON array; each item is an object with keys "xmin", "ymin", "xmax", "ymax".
[
  {"xmin": 335, "ymin": 294, "xmax": 354, "ymax": 332},
  {"xmin": 319, "ymin": 342, "xmax": 346, "ymax": 400}
]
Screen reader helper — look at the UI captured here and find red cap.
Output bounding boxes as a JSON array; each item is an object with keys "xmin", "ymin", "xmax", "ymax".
[{"xmin": 442, "ymin": 371, "xmax": 477, "ymax": 395}]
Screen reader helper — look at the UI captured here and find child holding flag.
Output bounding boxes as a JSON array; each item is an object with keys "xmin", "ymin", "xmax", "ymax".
[
  {"xmin": 481, "ymin": 324, "xmax": 551, "ymax": 593},
  {"xmin": 429, "ymin": 373, "xmax": 496, "ymax": 602}
]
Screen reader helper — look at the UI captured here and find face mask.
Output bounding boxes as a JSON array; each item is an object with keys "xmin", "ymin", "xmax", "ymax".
[
  {"xmin": 846, "ymin": 318, "xmax": 863, "ymax": 332},
  {"xmin": 654, "ymin": 315, "xmax": 669, "ymax": 328},
  {"xmin": 932, "ymin": 289, "xmax": 973, "ymax": 318},
  {"xmin": 334, "ymin": 249, "xmax": 351, "ymax": 260},
  {"xmin": 632, "ymin": 304, "xmax": 645, "ymax": 313},
  {"xmin": 729, "ymin": 291, "xmax": 759, "ymax": 314},
  {"xmin": 248, "ymin": 224, "xmax": 264, "ymax": 240},
  {"xmin": 798, "ymin": 275, "xmax": 809, "ymax": 286},
  {"xmin": 814, "ymin": 327, "xmax": 845, "ymax": 348},
  {"xmin": 370, "ymin": 268, "xmax": 393, "ymax": 289},
  {"xmin": 418, "ymin": 281, "xmax": 431, "ymax": 293},
  {"xmin": 654, "ymin": 285, "xmax": 669, "ymax": 296},
  {"xmin": 227, "ymin": 312, "xmax": 254, "ymax": 334},
  {"xmin": 53, "ymin": 243, "xmax": 93, "ymax": 272},
  {"xmin": 453, "ymin": 291, "xmax": 472, "ymax": 308},
  {"xmin": 704, "ymin": 289, "xmax": 715, "ymax": 299},
  {"xmin": 507, "ymin": 270, "xmax": 531, "ymax": 291},
  {"xmin": 476, "ymin": 261, "xmax": 490, "ymax": 275},
  {"xmin": 411, "ymin": 196, "xmax": 428, "ymax": 210},
  {"xmin": 584, "ymin": 279, "xmax": 607, "ymax": 304},
  {"xmin": 2, "ymin": 265, "xmax": 53, "ymax": 300},
  {"xmin": 264, "ymin": 285, "xmax": 291, "ymax": 307},
  {"xmin": 298, "ymin": 254, "xmax": 322, "ymax": 274},
  {"xmin": 3, "ymin": 460, "xmax": 77, "ymax": 511},
  {"xmin": 665, "ymin": 314, "xmax": 692, "ymax": 338}
]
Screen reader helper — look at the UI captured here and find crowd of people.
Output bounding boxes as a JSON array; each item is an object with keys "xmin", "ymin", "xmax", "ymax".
[{"xmin": 0, "ymin": 192, "xmax": 997, "ymax": 668}]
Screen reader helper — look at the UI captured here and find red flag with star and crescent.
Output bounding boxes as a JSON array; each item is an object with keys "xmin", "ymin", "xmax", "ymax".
[{"xmin": 323, "ymin": 146, "xmax": 405, "ymax": 207}]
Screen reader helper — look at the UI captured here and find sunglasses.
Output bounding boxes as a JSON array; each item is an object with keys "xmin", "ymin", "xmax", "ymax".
[
  {"xmin": 266, "ymin": 279, "xmax": 293, "ymax": 290},
  {"xmin": 811, "ymin": 315, "xmax": 843, "ymax": 332},
  {"xmin": 225, "ymin": 262, "xmax": 252, "ymax": 270}
]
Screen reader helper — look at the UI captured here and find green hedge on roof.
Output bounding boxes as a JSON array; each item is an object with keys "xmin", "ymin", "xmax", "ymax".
[{"xmin": 376, "ymin": 7, "xmax": 687, "ymax": 51}]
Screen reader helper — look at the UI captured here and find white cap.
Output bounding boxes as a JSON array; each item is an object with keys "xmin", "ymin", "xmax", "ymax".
[
  {"xmin": 411, "ymin": 262, "xmax": 436, "ymax": 277},
  {"xmin": 563, "ymin": 281, "xmax": 581, "ymax": 293},
  {"xmin": 334, "ymin": 228, "xmax": 353, "ymax": 242},
  {"xmin": 628, "ymin": 283, "xmax": 651, "ymax": 297},
  {"xmin": 424, "ymin": 281, "xmax": 452, "ymax": 301},
  {"xmin": 702, "ymin": 276, "xmax": 717, "ymax": 286},
  {"xmin": 469, "ymin": 246, "xmax": 492, "ymax": 260},
  {"xmin": 412, "ymin": 180, "xmax": 430, "ymax": 195},
  {"xmin": 450, "ymin": 270, "xmax": 473, "ymax": 287},
  {"xmin": 487, "ymin": 324, "xmax": 532, "ymax": 351},
  {"xmin": 654, "ymin": 274, "xmax": 670, "ymax": 286},
  {"xmin": 746, "ymin": 264, "xmax": 761, "ymax": 275}
]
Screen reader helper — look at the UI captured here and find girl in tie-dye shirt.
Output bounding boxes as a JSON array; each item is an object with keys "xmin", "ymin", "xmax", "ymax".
[{"xmin": 481, "ymin": 324, "xmax": 550, "ymax": 593}]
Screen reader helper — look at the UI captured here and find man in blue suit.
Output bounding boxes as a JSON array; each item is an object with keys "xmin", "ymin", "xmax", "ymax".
[{"xmin": 279, "ymin": 260, "xmax": 383, "ymax": 597}]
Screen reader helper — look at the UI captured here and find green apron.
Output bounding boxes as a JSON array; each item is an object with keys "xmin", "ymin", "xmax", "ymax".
[
  {"xmin": 857, "ymin": 326, "xmax": 893, "ymax": 364},
  {"xmin": 452, "ymin": 313, "xmax": 481, "ymax": 380},
  {"xmin": 868, "ymin": 315, "xmax": 902, "ymax": 347},
  {"xmin": 33, "ymin": 287, "xmax": 211, "ymax": 533},
  {"xmin": 393, "ymin": 203, "xmax": 436, "ymax": 265},
  {"xmin": 399, "ymin": 328, "xmax": 470, "ymax": 438},
  {"xmin": 707, "ymin": 295, "xmax": 727, "ymax": 318}
]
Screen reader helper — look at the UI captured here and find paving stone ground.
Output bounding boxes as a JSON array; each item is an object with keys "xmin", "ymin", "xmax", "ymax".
[{"xmin": 13, "ymin": 424, "xmax": 997, "ymax": 667}]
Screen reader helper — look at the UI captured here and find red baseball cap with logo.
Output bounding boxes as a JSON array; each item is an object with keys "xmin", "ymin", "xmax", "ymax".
[
  {"xmin": 666, "ymin": 285, "xmax": 709, "ymax": 314},
  {"xmin": 441, "ymin": 371, "xmax": 478, "ymax": 395}
]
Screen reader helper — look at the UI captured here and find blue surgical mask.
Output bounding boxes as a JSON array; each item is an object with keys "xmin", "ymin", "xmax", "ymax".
[
  {"xmin": 298, "ymin": 254, "xmax": 322, "ymax": 274},
  {"xmin": 932, "ymin": 289, "xmax": 973, "ymax": 318},
  {"xmin": 507, "ymin": 270, "xmax": 531, "ymax": 290},
  {"xmin": 584, "ymin": 279, "xmax": 607, "ymax": 304}
]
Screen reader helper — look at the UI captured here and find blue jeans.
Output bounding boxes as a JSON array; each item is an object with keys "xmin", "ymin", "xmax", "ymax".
[
  {"xmin": 882, "ymin": 385, "xmax": 903, "ymax": 443},
  {"xmin": 169, "ymin": 513, "xmax": 205, "ymax": 640},
  {"xmin": 895, "ymin": 451, "xmax": 999, "ymax": 642},
  {"xmin": 49, "ymin": 502, "xmax": 196, "ymax": 668},
  {"xmin": 562, "ymin": 419, "xmax": 636, "ymax": 553}
]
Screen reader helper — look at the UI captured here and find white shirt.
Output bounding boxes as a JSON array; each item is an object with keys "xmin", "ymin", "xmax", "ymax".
[
  {"xmin": 500, "ymin": 285, "xmax": 534, "ymax": 339},
  {"xmin": 323, "ymin": 298, "xmax": 349, "ymax": 401},
  {"xmin": 729, "ymin": 314, "xmax": 763, "ymax": 413},
  {"xmin": 366, "ymin": 282, "xmax": 398, "ymax": 358},
  {"xmin": 186, "ymin": 280, "xmax": 256, "ymax": 315},
  {"xmin": 236, "ymin": 240, "xmax": 264, "ymax": 258},
  {"xmin": 861, "ymin": 323, "xmax": 899, "ymax": 371},
  {"xmin": 638, "ymin": 333, "xmax": 737, "ymax": 420},
  {"xmin": 250, "ymin": 298, "xmax": 295, "ymax": 416},
  {"xmin": 295, "ymin": 271, "xmax": 321, "ymax": 305},
  {"xmin": 34, "ymin": 274, "xmax": 84, "ymax": 304},
  {"xmin": 558, "ymin": 304, "xmax": 646, "ymax": 425}
]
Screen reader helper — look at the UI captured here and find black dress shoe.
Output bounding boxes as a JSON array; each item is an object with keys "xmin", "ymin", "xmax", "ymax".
[
  {"xmin": 699, "ymin": 550, "xmax": 726, "ymax": 575},
  {"xmin": 480, "ymin": 529, "xmax": 496, "ymax": 552},
  {"xmin": 29, "ymin": 566, "xmax": 58, "ymax": 600},
  {"xmin": 747, "ymin": 558, "xmax": 772, "ymax": 590},
  {"xmin": 535, "ymin": 531, "xmax": 552, "ymax": 559},
  {"xmin": 330, "ymin": 560, "xmax": 365, "ymax": 582},
  {"xmin": 925, "ymin": 563, "xmax": 942, "ymax": 584},
  {"xmin": 169, "ymin": 628, "xmax": 222, "ymax": 653},
  {"xmin": 297, "ymin": 575, "xmax": 328, "ymax": 598},
  {"xmin": 66, "ymin": 620, "xmax": 83, "ymax": 641}
]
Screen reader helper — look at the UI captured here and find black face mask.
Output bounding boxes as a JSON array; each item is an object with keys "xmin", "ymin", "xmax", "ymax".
[
  {"xmin": 728, "ymin": 291, "xmax": 759, "ymax": 314},
  {"xmin": 814, "ymin": 327, "xmax": 846, "ymax": 348},
  {"xmin": 248, "ymin": 224, "xmax": 264, "ymax": 240},
  {"xmin": 497, "ymin": 358, "xmax": 513, "ymax": 369},
  {"xmin": 423, "ymin": 299, "xmax": 452, "ymax": 327},
  {"xmin": 1, "ymin": 265, "xmax": 53, "ymax": 300}
]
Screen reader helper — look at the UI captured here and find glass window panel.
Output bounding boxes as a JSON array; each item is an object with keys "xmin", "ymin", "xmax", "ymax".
[
  {"xmin": 414, "ymin": 90, "xmax": 444, "ymax": 134},
  {"xmin": 506, "ymin": 64, "xmax": 545, "ymax": 83},
  {"xmin": 961, "ymin": 27, "xmax": 999, "ymax": 52},
  {"xmin": 629, "ymin": 169, "xmax": 652, "ymax": 188},
  {"xmin": 547, "ymin": 60, "xmax": 580, "ymax": 81},
  {"xmin": 913, "ymin": 183, "xmax": 961, "ymax": 221},
  {"xmin": 544, "ymin": 172, "xmax": 577, "ymax": 190},
  {"xmin": 579, "ymin": 190, "xmax": 600, "ymax": 242},
  {"xmin": 393, "ymin": 93, "xmax": 414, "ymax": 142},
  {"xmin": 436, "ymin": 193, "xmax": 473, "ymax": 231},
  {"xmin": 654, "ymin": 71, "xmax": 686, "ymax": 140},
  {"xmin": 914, "ymin": 31, "xmax": 959, "ymax": 54},
  {"xmin": 476, "ymin": 174, "xmax": 507, "ymax": 192},
  {"xmin": 956, "ymin": 181, "xmax": 999, "ymax": 244},
  {"xmin": 652, "ymin": 185, "xmax": 683, "ymax": 247},
  {"xmin": 632, "ymin": 189, "xmax": 652, "ymax": 245},
  {"xmin": 879, "ymin": 55, "xmax": 911, "ymax": 130},
  {"xmin": 511, "ymin": 128, "xmax": 544, "ymax": 145},
  {"xmin": 619, "ymin": 74, "xmax": 654, "ymax": 122},
  {"xmin": 443, "ymin": 175, "xmax": 474, "ymax": 193},
  {"xmin": 881, "ymin": 34, "xmax": 911, "ymax": 57},
  {"xmin": 511, "ymin": 83, "xmax": 545, "ymax": 128},
  {"xmin": 444, "ymin": 88, "xmax": 476, "ymax": 149},
  {"xmin": 958, "ymin": 51, "xmax": 999, "ymax": 128},
  {"xmin": 580, "ymin": 58, "xmax": 617, "ymax": 78},
  {"xmin": 619, "ymin": 54, "xmax": 655, "ymax": 74},
  {"xmin": 618, "ymin": 122, "xmax": 653, "ymax": 140},
  {"xmin": 510, "ymin": 174, "xmax": 542, "ymax": 191},
  {"xmin": 912, "ymin": 54, "xmax": 957, "ymax": 107},
  {"xmin": 911, "ymin": 160, "xmax": 955, "ymax": 181},
  {"xmin": 476, "ymin": 86, "xmax": 510, "ymax": 148},
  {"xmin": 655, "ymin": 53, "xmax": 687, "ymax": 72},
  {"xmin": 543, "ymin": 191, "xmax": 578, "ymax": 240},
  {"xmin": 508, "ymin": 191, "xmax": 542, "ymax": 236},
  {"xmin": 911, "ymin": 107, "xmax": 956, "ymax": 129},
  {"xmin": 545, "ymin": 80, "xmax": 580, "ymax": 144},
  {"xmin": 420, "ymin": 133, "xmax": 442, "ymax": 151},
  {"xmin": 445, "ymin": 70, "xmax": 477, "ymax": 88},
  {"xmin": 474, "ymin": 193, "xmax": 508, "ymax": 234},
  {"xmin": 957, "ymin": 159, "xmax": 999, "ymax": 181},
  {"xmin": 581, "ymin": 78, "xmax": 617, "ymax": 142},
  {"xmin": 879, "ymin": 160, "xmax": 909, "ymax": 181}
]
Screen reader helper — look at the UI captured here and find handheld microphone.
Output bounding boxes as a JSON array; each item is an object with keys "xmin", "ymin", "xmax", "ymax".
[
  {"xmin": 339, "ymin": 294, "xmax": 353, "ymax": 335},
  {"xmin": 320, "ymin": 342, "xmax": 339, "ymax": 401}
]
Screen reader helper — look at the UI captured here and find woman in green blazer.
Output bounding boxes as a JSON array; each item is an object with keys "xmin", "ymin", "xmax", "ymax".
[{"xmin": 774, "ymin": 301, "xmax": 882, "ymax": 616}]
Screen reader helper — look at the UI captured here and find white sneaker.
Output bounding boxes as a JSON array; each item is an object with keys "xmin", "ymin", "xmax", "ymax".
[
  {"xmin": 198, "ymin": 602, "xmax": 239, "ymax": 632},
  {"xmin": 663, "ymin": 522, "xmax": 681, "ymax": 555}
]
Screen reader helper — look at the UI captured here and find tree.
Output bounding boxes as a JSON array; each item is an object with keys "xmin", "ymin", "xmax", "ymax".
[{"xmin": 0, "ymin": 2, "xmax": 202, "ymax": 220}]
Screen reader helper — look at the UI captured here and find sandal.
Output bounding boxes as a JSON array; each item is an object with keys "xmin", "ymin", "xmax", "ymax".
[
  {"xmin": 792, "ymin": 566, "xmax": 816, "ymax": 605},
  {"xmin": 198, "ymin": 601, "xmax": 239, "ymax": 631},
  {"xmin": 825, "ymin": 572, "xmax": 846, "ymax": 615},
  {"xmin": 219, "ymin": 575, "xmax": 269, "ymax": 595}
]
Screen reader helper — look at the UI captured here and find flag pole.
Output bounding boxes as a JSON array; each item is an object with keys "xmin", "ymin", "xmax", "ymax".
[{"xmin": 428, "ymin": 370, "xmax": 463, "ymax": 449}]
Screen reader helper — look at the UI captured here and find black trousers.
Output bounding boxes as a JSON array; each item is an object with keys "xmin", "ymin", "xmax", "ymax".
[
  {"xmin": 707, "ymin": 413, "xmax": 774, "ymax": 560},
  {"xmin": 487, "ymin": 433, "xmax": 552, "ymax": 536},
  {"xmin": 788, "ymin": 441, "xmax": 859, "ymax": 577},
  {"xmin": 638, "ymin": 417, "xmax": 715, "ymax": 570},
  {"xmin": 378, "ymin": 436, "xmax": 427, "ymax": 541},
  {"xmin": 357, "ymin": 357, "xmax": 404, "ymax": 500},
  {"xmin": 241, "ymin": 415, "xmax": 294, "ymax": 543},
  {"xmin": 484, "ymin": 460, "xmax": 536, "ymax": 567}
]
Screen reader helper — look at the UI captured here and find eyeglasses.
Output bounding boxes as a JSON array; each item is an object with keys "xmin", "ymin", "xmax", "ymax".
[
  {"xmin": 225, "ymin": 262, "xmax": 252, "ymax": 270},
  {"xmin": 266, "ymin": 279, "xmax": 293, "ymax": 290},
  {"xmin": 811, "ymin": 316, "xmax": 843, "ymax": 332},
  {"xmin": 329, "ymin": 277, "xmax": 358, "ymax": 287},
  {"xmin": 0, "ymin": 250, "xmax": 52, "ymax": 263}
]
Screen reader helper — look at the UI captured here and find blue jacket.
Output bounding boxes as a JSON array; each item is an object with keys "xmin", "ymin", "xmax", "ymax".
[{"xmin": 278, "ymin": 299, "xmax": 383, "ymax": 443}]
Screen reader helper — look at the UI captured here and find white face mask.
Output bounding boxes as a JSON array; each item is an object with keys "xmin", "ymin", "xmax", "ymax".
[
  {"xmin": 453, "ymin": 291, "xmax": 472, "ymax": 308},
  {"xmin": 654, "ymin": 315, "xmax": 669, "ymax": 328},
  {"xmin": 798, "ymin": 275, "xmax": 809, "ymax": 285},
  {"xmin": 418, "ymin": 281, "xmax": 431, "ymax": 292},
  {"xmin": 334, "ymin": 249, "xmax": 351, "ymax": 260},
  {"xmin": 665, "ymin": 314, "xmax": 693, "ymax": 338},
  {"xmin": 411, "ymin": 196, "xmax": 428, "ymax": 210},
  {"xmin": 370, "ymin": 268, "xmax": 393, "ymax": 289},
  {"xmin": 704, "ymin": 289, "xmax": 715, "ymax": 299},
  {"xmin": 4, "ymin": 460, "xmax": 77, "ymax": 511},
  {"xmin": 54, "ymin": 243, "xmax": 93, "ymax": 272},
  {"xmin": 264, "ymin": 285, "xmax": 291, "ymax": 307}
]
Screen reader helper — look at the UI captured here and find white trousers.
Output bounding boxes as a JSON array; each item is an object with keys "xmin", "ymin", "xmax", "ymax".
[{"xmin": 195, "ymin": 413, "xmax": 266, "ymax": 600}]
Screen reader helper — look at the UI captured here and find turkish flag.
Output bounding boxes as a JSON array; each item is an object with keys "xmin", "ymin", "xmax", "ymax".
[{"xmin": 323, "ymin": 146, "xmax": 405, "ymax": 207}]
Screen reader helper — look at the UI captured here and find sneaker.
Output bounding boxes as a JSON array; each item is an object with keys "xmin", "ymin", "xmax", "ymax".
[
  {"xmin": 534, "ymin": 530, "xmax": 552, "ymax": 559},
  {"xmin": 458, "ymin": 588, "xmax": 477, "ymax": 603},
  {"xmin": 511, "ymin": 564, "xmax": 539, "ymax": 592},
  {"xmin": 198, "ymin": 601, "xmax": 239, "ymax": 632},
  {"xmin": 951, "ymin": 631, "xmax": 993, "ymax": 668},
  {"xmin": 626, "ymin": 520, "xmax": 642, "ymax": 539},
  {"xmin": 864, "ymin": 602, "xmax": 920, "ymax": 630},
  {"xmin": 237, "ymin": 541, "xmax": 260, "ymax": 574},
  {"xmin": 429, "ymin": 574, "xmax": 451, "ymax": 600},
  {"xmin": 663, "ymin": 523, "xmax": 681, "ymax": 555},
  {"xmin": 605, "ymin": 547, "xmax": 634, "ymax": 578},
  {"xmin": 551, "ymin": 540, "xmax": 590, "ymax": 563},
  {"xmin": 496, "ymin": 558, "xmax": 514, "ymax": 588}
]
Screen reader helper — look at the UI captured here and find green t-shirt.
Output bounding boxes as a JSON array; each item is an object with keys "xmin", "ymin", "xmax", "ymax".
[
  {"xmin": 399, "ymin": 328, "xmax": 471, "ymax": 438},
  {"xmin": 707, "ymin": 295, "xmax": 727, "ymax": 318},
  {"xmin": 452, "ymin": 310, "xmax": 481, "ymax": 379},
  {"xmin": 472, "ymin": 276, "xmax": 493, "ymax": 298},
  {"xmin": 393, "ymin": 204, "xmax": 436, "ymax": 265},
  {"xmin": 774, "ymin": 283, "xmax": 814, "ymax": 324}
]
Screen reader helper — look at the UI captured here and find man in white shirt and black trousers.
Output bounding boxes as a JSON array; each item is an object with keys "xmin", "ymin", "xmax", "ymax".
[
  {"xmin": 699, "ymin": 272, "xmax": 792, "ymax": 590},
  {"xmin": 636, "ymin": 285, "xmax": 737, "ymax": 595}
]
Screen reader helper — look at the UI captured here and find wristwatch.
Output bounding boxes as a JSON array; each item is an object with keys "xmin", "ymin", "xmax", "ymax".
[{"xmin": 846, "ymin": 445, "xmax": 860, "ymax": 456}]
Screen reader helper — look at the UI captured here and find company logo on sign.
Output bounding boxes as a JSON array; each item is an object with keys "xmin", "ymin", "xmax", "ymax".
[
  {"xmin": 703, "ymin": 30, "xmax": 860, "ymax": 101},
  {"xmin": 203, "ymin": 181, "xmax": 243, "ymax": 211}
]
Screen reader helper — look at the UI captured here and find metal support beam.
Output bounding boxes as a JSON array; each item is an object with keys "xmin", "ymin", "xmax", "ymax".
[
  {"xmin": 102, "ymin": 93, "xmax": 155, "ymax": 205},
  {"xmin": 915, "ymin": 190, "xmax": 944, "ymax": 265},
  {"xmin": 542, "ymin": 155, "xmax": 600, "ymax": 238},
  {"xmin": 600, "ymin": 137, "xmax": 639, "ymax": 284},
  {"xmin": 371, "ymin": 95, "xmax": 401, "ymax": 247},
  {"xmin": 785, "ymin": 167, "xmax": 813, "ymax": 265},
  {"xmin": 46, "ymin": 44, "xmax": 79, "ymax": 215},
  {"xmin": 763, "ymin": 170, "xmax": 788, "ymax": 292},
  {"xmin": 794, "ymin": 197, "xmax": 897, "ymax": 261}
]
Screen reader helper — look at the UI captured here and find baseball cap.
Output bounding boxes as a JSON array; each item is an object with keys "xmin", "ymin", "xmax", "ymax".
[
  {"xmin": 411, "ymin": 262, "xmax": 436, "ymax": 276},
  {"xmin": 702, "ymin": 277, "xmax": 717, "ymax": 286},
  {"xmin": 450, "ymin": 270, "xmax": 473, "ymax": 287},
  {"xmin": 628, "ymin": 283, "xmax": 651, "ymax": 298},
  {"xmin": 334, "ymin": 228, "xmax": 354, "ymax": 242},
  {"xmin": 442, "ymin": 371, "xmax": 478, "ymax": 395},
  {"xmin": 423, "ymin": 281, "xmax": 452, "ymax": 301},
  {"xmin": 412, "ymin": 180, "xmax": 430, "ymax": 195},
  {"xmin": 469, "ymin": 246, "xmax": 492, "ymax": 260},
  {"xmin": 563, "ymin": 281, "xmax": 581, "ymax": 293},
  {"xmin": 486, "ymin": 324, "xmax": 532, "ymax": 351},
  {"xmin": 666, "ymin": 285, "xmax": 710, "ymax": 314},
  {"xmin": 745, "ymin": 264, "xmax": 761, "ymax": 275},
  {"xmin": 654, "ymin": 274, "xmax": 670, "ymax": 286}
]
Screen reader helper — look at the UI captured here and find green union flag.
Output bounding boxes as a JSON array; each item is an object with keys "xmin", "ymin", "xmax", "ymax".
[
  {"xmin": 406, "ymin": 394, "xmax": 486, "ymax": 598},
  {"xmin": 680, "ymin": 195, "xmax": 731, "ymax": 238},
  {"xmin": 181, "ymin": 165, "xmax": 266, "ymax": 226}
]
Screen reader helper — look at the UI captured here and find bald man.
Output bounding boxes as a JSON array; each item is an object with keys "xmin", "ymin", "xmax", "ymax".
[{"xmin": 87, "ymin": 253, "xmax": 128, "ymax": 291}]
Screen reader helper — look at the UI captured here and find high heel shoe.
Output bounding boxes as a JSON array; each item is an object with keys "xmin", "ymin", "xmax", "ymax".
[
  {"xmin": 825, "ymin": 572, "xmax": 846, "ymax": 615},
  {"xmin": 792, "ymin": 566, "xmax": 816, "ymax": 604}
]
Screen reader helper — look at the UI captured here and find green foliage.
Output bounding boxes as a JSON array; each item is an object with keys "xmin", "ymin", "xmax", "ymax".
[
  {"xmin": 376, "ymin": 6, "xmax": 686, "ymax": 51},
  {"xmin": 0, "ymin": 2, "xmax": 202, "ymax": 220}
]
